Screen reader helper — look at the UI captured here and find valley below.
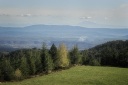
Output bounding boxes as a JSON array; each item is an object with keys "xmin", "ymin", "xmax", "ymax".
[{"xmin": 0, "ymin": 25, "xmax": 128, "ymax": 52}]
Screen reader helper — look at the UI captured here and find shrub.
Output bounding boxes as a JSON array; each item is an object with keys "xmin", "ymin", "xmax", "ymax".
[
  {"xmin": 89, "ymin": 59, "xmax": 100, "ymax": 66},
  {"xmin": 14, "ymin": 68, "xmax": 22, "ymax": 80}
]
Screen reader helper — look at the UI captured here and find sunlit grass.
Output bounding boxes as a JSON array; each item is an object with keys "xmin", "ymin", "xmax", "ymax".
[{"xmin": 1, "ymin": 66, "xmax": 128, "ymax": 85}]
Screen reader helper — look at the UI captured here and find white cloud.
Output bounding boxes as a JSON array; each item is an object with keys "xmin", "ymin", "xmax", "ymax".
[
  {"xmin": 104, "ymin": 17, "xmax": 108, "ymax": 20},
  {"xmin": 20, "ymin": 14, "xmax": 32, "ymax": 17},
  {"xmin": 0, "ymin": 13, "xmax": 33, "ymax": 17},
  {"xmin": 120, "ymin": 4, "xmax": 128, "ymax": 8},
  {"xmin": 87, "ymin": 17, "xmax": 92, "ymax": 19},
  {"xmin": 78, "ymin": 36, "xmax": 87, "ymax": 42},
  {"xmin": 81, "ymin": 16, "xmax": 92, "ymax": 19}
]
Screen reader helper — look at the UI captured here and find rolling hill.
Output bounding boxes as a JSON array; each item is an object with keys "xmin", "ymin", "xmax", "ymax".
[{"xmin": 0, "ymin": 25, "xmax": 128, "ymax": 52}]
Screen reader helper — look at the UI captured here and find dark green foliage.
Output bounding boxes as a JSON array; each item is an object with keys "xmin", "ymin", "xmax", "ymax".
[
  {"xmin": 41, "ymin": 43, "xmax": 53, "ymax": 73},
  {"xmin": 34, "ymin": 50, "xmax": 42, "ymax": 74},
  {"xmin": 70, "ymin": 45, "xmax": 82, "ymax": 65},
  {"xmin": 20, "ymin": 56, "xmax": 29, "ymax": 78},
  {"xmin": 89, "ymin": 59, "xmax": 100, "ymax": 66},
  {"xmin": 27, "ymin": 50, "xmax": 36, "ymax": 75},
  {"xmin": 49, "ymin": 44, "xmax": 57, "ymax": 69},
  {"xmin": 81, "ymin": 50, "xmax": 89, "ymax": 65},
  {"xmin": 28, "ymin": 56, "xmax": 36, "ymax": 75},
  {"xmin": 0, "ymin": 40, "xmax": 128, "ymax": 81},
  {"xmin": 44, "ymin": 53, "xmax": 53, "ymax": 73},
  {"xmin": 0, "ymin": 58, "xmax": 14, "ymax": 81},
  {"xmin": 82, "ymin": 40, "xmax": 128, "ymax": 67},
  {"xmin": 9, "ymin": 50, "xmax": 24, "ymax": 70}
]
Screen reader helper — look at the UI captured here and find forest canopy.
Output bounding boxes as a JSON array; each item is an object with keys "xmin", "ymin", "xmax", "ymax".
[{"xmin": 0, "ymin": 40, "xmax": 128, "ymax": 81}]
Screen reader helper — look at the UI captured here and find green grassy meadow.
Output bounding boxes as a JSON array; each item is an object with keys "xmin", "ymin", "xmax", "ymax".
[{"xmin": 1, "ymin": 66, "xmax": 128, "ymax": 85}]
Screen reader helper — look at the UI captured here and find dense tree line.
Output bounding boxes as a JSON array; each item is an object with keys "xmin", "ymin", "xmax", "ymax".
[
  {"xmin": 0, "ymin": 40, "xmax": 128, "ymax": 81},
  {"xmin": 0, "ymin": 43, "xmax": 70, "ymax": 81},
  {"xmin": 82, "ymin": 40, "xmax": 128, "ymax": 67}
]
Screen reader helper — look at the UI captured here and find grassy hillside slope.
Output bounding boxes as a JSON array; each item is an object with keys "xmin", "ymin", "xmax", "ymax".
[{"xmin": 1, "ymin": 66, "xmax": 128, "ymax": 85}]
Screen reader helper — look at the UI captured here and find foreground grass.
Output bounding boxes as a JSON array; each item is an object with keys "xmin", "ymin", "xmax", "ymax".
[{"xmin": 1, "ymin": 66, "xmax": 128, "ymax": 85}]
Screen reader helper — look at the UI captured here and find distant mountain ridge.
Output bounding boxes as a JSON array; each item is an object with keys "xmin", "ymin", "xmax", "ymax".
[{"xmin": 0, "ymin": 24, "xmax": 128, "ymax": 52}]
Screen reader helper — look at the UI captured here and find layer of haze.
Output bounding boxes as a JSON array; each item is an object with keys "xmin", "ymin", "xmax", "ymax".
[{"xmin": 0, "ymin": 0, "xmax": 128, "ymax": 28}]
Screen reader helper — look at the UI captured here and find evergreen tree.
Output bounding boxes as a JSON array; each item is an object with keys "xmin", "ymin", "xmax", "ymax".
[
  {"xmin": 49, "ymin": 44, "xmax": 57, "ymax": 69},
  {"xmin": 89, "ymin": 58, "xmax": 100, "ymax": 66},
  {"xmin": 20, "ymin": 56, "xmax": 29, "ymax": 78},
  {"xmin": 0, "ymin": 58, "xmax": 14, "ymax": 81},
  {"xmin": 0, "ymin": 69, "xmax": 1, "ymax": 80},
  {"xmin": 41, "ymin": 43, "xmax": 53, "ymax": 73},
  {"xmin": 44, "ymin": 52, "xmax": 53, "ymax": 73},
  {"xmin": 81, "ymin": 50, "xmax": 89, "ymax": 65},
  {"xmin": 27, "ymin": 50, "xmax": 36, "ymax": 75},
  {"xmin": 70, "ymin": 45, "xmax": 82, "ymax": 65},
  {"xmin": 35, "ymin": 50, "xmax": 42, "ymax": 73}
]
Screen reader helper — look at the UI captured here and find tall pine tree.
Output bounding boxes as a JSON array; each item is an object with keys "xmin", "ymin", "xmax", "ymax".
[
  {"xmin": 70, "ymin": 45, "xmax": 82, "ymax": 65},
  {"xmin": 27, "ymin": 50, "xmax": 36, "ymax": 75},
  {"xmin": 0, "ymin": 58, "xmax": 14, "ymax": 81},
  {"xmin": 41, "ymin": 43, "xmax": 53, "ymax": 73},
  {"xmin": 49, "ymin": 44, "xmax": 57, "ymax": 69},
  {"xmin": 20, "ymin": 56, "xmax": 29, "ymax": 78}
]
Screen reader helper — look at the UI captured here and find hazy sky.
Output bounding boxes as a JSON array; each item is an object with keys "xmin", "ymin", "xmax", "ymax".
[{"xmin": 0, "ymin": 0, "xmax": 128, "ymax": 28}]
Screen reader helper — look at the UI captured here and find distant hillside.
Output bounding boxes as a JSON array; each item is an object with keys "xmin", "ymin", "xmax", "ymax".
[
  {"xmin": 90, "ymin": 40, "xmax": 128, "ymax": 51},
  {"xmin": 84, "ymin": 40, "xmax": 128, "ymax": 67},
  {"xmin": 0, "ymin": 24, "xmax": 128, "ymax": 52}
]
